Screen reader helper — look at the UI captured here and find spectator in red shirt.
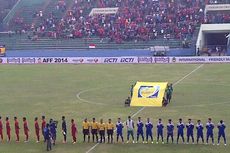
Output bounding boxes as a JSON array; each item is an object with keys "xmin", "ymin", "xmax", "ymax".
[
  {"xmin": 34, "ymin": 117, "xmax": 40, "ymax": 143},
  {"xmin": 41, "ymin": 115, "xmax": 46, "ymax": 142},
  {"xmin": 14, "ymin": 116, "xmax": 20, "ymax": 142},
  {"xmin": 23, "ymin": 117, "xmax": 29, "ymax": 142},
  {"xmin": 6, "ymin": 117, "xmax": 11, "ymax": 142},
  {"xmin": 71, "ymin": 119, "xmax": 77, "ymax": 144},
  {"xmin": 0, "ymin": 116, "xmax": 3, "ymax": 141}
]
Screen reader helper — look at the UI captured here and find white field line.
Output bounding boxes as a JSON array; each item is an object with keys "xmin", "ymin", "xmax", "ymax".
[
  {"xmin": 85, "ymin": 64, "xmax": 204, "ymax": 153},
  {"xmin": 76, "ymin": 88, "xmax": 108, "ymax": 105}
]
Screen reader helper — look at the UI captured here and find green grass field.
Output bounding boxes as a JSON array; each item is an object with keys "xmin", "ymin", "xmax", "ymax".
[{"xmin": 0, "ymin": 64, "xmax": 230, "ymax": 153}]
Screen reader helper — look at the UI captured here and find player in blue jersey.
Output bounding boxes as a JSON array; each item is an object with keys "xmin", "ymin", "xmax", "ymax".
[
  {"xmin": 196, "ymin": 120, "xmax": 204, "ymax": 144},
  {"xmin": 186, "ymin": 119, "xmax": 194, "ymax": 144},
  {"xmin": 177, "ymin": 118, "xmax": 185, "ymax": 144},
  {"xmin": 116, "ymin": 118, "xmax": 124, "ymax": 143},
  {"xmin": 156, "ymin": 118, "xmax": 164, "ymax": 144},
  {"xmin": 136, "ymin": 117, "xmax": 144, "ymax": 143},
  {"xmin": 49, "ymin": 119, "xmax": 57, "ymax": 146},
  {"xmin": 145, "ymin": 118, "xmax": 153, "ymax": 144},
  {"xmin": 206, "ymin": 118, "xmax": 215, "ymax": 145},
  {"xmin": 217, "ymin": 120, "xmax": 226, "ymax": 146},
  {"xmin": 167, "ymin": 119, "xmax": 174, "ymax": 144}
]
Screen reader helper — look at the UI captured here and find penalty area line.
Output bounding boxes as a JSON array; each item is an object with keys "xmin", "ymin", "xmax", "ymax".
[{"xmin": 85, "ymin": 64, "xmax": 204, "ymax": 153}]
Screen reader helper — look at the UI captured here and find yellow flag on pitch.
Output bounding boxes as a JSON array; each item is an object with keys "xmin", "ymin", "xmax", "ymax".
[{"xmin": 130, "ymin": 82, "xmax": 168, "ymax": 107}]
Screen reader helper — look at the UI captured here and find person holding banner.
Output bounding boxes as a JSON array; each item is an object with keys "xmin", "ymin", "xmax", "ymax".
[
  {"xmin": 166, "ymin": 84, "xmax": 173, "ymax": 103},
  {"xmin": 130, "ymin": 85, "xmax": 134, "ymax": 97},
  {"xmin": 126, "ymin": 116, "xmax": 135, "ymax": 143}
]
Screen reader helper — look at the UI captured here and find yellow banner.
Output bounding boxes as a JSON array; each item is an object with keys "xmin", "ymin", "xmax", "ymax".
[{"xmin": 130, "ymin": 82, "xmax": 168, "ymax": 107}]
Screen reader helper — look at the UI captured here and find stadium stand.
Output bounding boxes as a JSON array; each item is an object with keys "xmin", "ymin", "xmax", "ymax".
[{"xmin": 0, "ymin": 0, "xmax": 230, "ymax": 50}]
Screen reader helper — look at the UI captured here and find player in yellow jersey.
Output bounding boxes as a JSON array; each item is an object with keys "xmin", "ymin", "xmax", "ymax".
[
  {"xmin": 107, "ymin": 119, "xmax": 115, "ymax": 143},
  {"xmin": 82, "ymin": 118, "xmax": 90, "ymax": 142},
  {"xmin": 98, "ymin": 119, "xmax": 106, "ymax": 143},
  {"xmin": 91, "ymin": 118, "xmax": 98, "ymax": 143}
]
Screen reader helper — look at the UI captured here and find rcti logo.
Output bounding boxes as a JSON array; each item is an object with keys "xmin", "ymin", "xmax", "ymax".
[{"xmin": 138, "ymin": 86, "xmax": 160, "ymax": 98}]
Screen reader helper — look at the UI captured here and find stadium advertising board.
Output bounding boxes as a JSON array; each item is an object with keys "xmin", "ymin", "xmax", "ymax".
[
  {"xmin": 138, "ymin": 57, "xmax": 153, "ymax": 64},
  {"xmin": 103, "ymin": 57, "xmax": 138, "ymax": 63},
  {"xmin": 37, "ymin": 57, "xmax": 69, "ymax": 64},
  {"xmin": 170, "ymin": 56, "xmax": 230, "ymax": 63},
  {"xmin": 0, "ymin": 58, "xmax": 6, "ymax": 64},
  {"xmin": 70, "ymin": 57, "xmax": 101, "ymax": 64},
  {"xmin": 7, "ymin": 57, "xmax": 20, "ymax": 64},
  {"xmin": 154, "ymin": 57, "xmax": 170, "ymax": 63},
  {"xmin": 1, "ymin": 56, "xmax": 230, "ymax": 64},
  {"xmin": 21, "ymin": 58, "xmax": 36, "ymax": 64}
]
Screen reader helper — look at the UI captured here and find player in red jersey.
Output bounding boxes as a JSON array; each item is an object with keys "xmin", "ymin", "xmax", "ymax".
[
  {"xmin": 34, "ymin": 117, "xmax": 40, "ymax": 142},
  {"xmin": 0, "ymin": 116, "xmax": 3, "ymax": 142},
  {"xmin": 41, "ymin": 116, "xmax": 46, "ymax": 142},
  {"xmin": 23, "ymin": 117, "xmax": 29, "ymax": 142},
  {"xmin": 14, "ymin": 117, "xmax": 20, "ymax": 142},
  {"xmin": 6, "ymin": 117, "xmax": 11, "ymax": 142},
  {"xmin": 71, "ymin": 119, "xmax": 78, "ymax": 144}
]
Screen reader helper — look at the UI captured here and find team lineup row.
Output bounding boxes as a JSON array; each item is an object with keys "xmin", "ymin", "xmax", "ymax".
[{"xmin": 0, "ymin": 116, "xmax": 227, "ymax": 146}]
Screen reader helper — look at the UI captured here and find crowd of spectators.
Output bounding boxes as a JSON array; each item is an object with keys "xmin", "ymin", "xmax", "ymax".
[
  {"xmin": 31, "ymin": 0, "xmax": 206, "ymax": 43},
  {"xmin": 4, "ymin": 0, "xmax": 230, "ymax": 43}
]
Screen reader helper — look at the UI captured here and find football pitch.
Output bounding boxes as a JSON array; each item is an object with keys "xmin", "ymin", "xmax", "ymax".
[{"xmin": 0, "ymin": 64, "xmax": 229, "ymax": 153}]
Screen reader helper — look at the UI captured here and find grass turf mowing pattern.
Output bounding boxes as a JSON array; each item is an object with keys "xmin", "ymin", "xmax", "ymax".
[{"xmin": 0, "ymin": 64, "xmax": 229, "ymax": 153}]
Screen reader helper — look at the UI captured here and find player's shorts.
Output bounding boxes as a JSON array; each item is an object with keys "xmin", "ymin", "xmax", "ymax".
[
  {"xmin": 107, "ymin": 130, "xmax": 113, "ymax": 135},
  {"xmin": 91, "ymin": 129, "xmax": 98, "ymax": 134},
  {"xmin": 99, "ymin": 130, "xmax": 105, "ymax": 135},
  {"xmin": 218, "ymin": 133, "xmax": 225, "ymax": 137},
  {"xmin": 117, "ymin": 132, "xmax": 123, "ymax": 136},
  {"xmin": 187, "ymin": 133, "xmax": 193, "ymax": 137},
  {"xmin": 157, "ymin": 131, "xmax": 163, "ymax": 135},
  {"xmin": 207, "ymin": 133, "xmax": 213, "ymax": 137},
  {"xmin": 137, "ymin": 131, "xmax": 143, "ymax": 135},
  {"xmin": 167, "ymin": 133, "xmax": 173, "ymax": 137},
  {"xmin": 83, "ymin": 129, "xmax": 89, "ymax": 135}
]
